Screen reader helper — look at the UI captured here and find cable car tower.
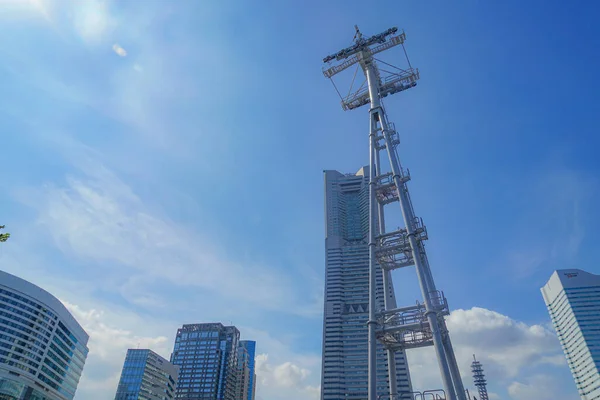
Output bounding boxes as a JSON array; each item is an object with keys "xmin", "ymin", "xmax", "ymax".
[{"xmin": 322, "ymin": 26, "xmax": 467, "ymax": 400}]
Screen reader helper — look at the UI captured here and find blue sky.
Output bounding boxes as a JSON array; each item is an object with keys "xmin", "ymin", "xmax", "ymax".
[{"xmin": 1, "ymin": 0, "xmax": 599, "ymax": 399}]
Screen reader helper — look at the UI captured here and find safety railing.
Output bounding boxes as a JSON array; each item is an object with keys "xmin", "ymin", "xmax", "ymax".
[
  {"xmin": 378, "ymin": 390, "xmax": 446, "ymax": 400},
  {"xmin": 428, "ymin": 290, "xmax": 450, "ymax": 316}
]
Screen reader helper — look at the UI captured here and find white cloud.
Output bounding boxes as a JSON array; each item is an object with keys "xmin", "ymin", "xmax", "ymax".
[
  {"xmin": 255, "ymin": 354, "xmax": 318, "ymax": 400},
  {"xmin": 447, "ymin": 307, "xmax": 564, "ymax": 377},
  {"xmin": 63, "ymin": 301, "xmax": 170, "ymax": 361},
  {"xmin": 407, "ymin": 307, "xmax": 570, "ymax": 397},
  {"xmin": 273, "ymin": 362, "xmax": 310, "ymax": 388},
  {"xmin": 508, "ymin": 374, "xmax": 578, "ymax": 400},
  {"xmin": 304, "ymin": 385, "xmax": 321, "ymax": 400},
  {"xmin": 112, "ymin": 43, "xmax": 127, "ymax": 57},
  {"xmin": 59, "ymin": 301, "xmax": 175, "ymax": 400},
  {"xmin": 241, "ymin": 326, "xmax": 321, "ymax": 400}
]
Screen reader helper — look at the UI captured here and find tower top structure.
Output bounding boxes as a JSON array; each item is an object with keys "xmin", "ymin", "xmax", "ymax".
[{"xmin": 322, "ymin": 25, "xmax": 419, "ymax": 110}]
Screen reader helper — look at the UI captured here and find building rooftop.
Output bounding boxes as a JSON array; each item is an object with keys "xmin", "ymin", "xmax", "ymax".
[{"xmin": 541, "ymin": 269, "xmax": 600, "ymax": 304}]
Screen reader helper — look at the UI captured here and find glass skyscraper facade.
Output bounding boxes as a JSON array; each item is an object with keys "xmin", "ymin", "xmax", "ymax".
[
  {"xmin": 542, "ymin": 269, "xmax": 600, "ymax": 400},
  {"xmin": 0, "ymin": 270, "xmax": 89, "ymax": 400},
  {"xmin": 115, "ymin": 349, "xmax": 179, "ymax": 400},
  {"xmin": 238, "ymin": 341, "xmax": 256, "ymax": 400},
  {"xmin": 170, "ymin": 323, "xmax": 240, "ymax": 400},
  {"xmin": 235, "ymin": 344, "xmax": 250, "ymax": 400},
  {"xmin": 321, "ymin": 168, "xmax": 411, "ymax": 400}
]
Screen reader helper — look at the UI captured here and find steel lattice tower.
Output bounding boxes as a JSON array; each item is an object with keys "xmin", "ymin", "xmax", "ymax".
[
  {"xmin": 322, "ymin": 26, "xmax": 467, "ymax": 400},
  {"xmin": 471, "ymin": 355, "xmax": 488, "ymax": 400}
]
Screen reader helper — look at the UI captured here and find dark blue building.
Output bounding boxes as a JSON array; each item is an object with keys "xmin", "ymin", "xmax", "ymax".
[
  {"xmin": 171, "ymin": 324, "xmax": 240, "ymax": 400},
  {"xmin": 239, "ymin": 341, "xmax": 256, "ymax": 400}
]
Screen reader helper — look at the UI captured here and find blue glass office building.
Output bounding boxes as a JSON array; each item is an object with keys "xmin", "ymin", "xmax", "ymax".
[
  {"xmin": 115, "ymin": 349, "xmax": 179, "ymax": 400},
  {"xmin": 0, "ymin": 270, "xmax": 89, "ymax": 400},
  {"xmin": 170, "ymin": 324, "xmax": 239, "ymax": 400},
  {"xmin": 238, "ymin": 341, "xmax": 255, "ymax": 400}
]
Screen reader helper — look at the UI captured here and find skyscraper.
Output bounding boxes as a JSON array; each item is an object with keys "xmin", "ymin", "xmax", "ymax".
[
  {"xmin": 541, "ymin": 269, "xmax": 600, "ymax": 400},
  {"xmin": 170, "ymin": 323, "xmax": 240, "ymax": 400},
  {"xmin": 115, "ymin": 349, "xmax": 179, "ymax": 400},
  {"xmin": 239, "ymin": 341, "xmax": 256, "ymax": 400},
  {"xmin": 236, "ymin": 344, "xmax": 251, "ymax": 400},
  {"xmin": 321, "ymin": 168, "xmax": 411, "ymax": 400},
  {"xmin": 0, "ymin": 270, "xmax": 89, "ymax": 400}
]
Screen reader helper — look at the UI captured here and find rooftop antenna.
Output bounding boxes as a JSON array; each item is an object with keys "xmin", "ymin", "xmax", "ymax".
[{"xmin": 322, "ymin": 26, "xmax": 466, "ymax": 400}]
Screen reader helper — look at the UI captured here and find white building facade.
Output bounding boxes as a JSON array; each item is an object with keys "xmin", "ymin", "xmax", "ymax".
[
  {"xmin": 321, "ymin": 168, "xmax": 411, "ymax": 400},
  {"xmin": 542, "ymin": 269, "xmax": 600, "ymax": 399},
  {"xmin": 0, "ymin": 270, "xmax": 89, "ymax": 400}
]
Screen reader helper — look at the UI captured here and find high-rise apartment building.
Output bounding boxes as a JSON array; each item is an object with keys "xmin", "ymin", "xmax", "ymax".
[
  {"xmin": 542, "ymin": 269, "xmax": 600, "ymax": 400},
  {"xmin": 0, "ymin": 270, "xmax": 89, "ymax": 400},
  {"xmin": 238, "ymin": 341, "xmax": 256, "ymax": 400},
  {"xmin": 115, "ymin": 349, "xmax": 179, "ymax": 400},
  {"xmin": 321, "ymin": 168, "xmax": 411, "ymax": 400},
  {"xmin": 170, "ymin": 323, "xmax": 240, "ymax": 400}
]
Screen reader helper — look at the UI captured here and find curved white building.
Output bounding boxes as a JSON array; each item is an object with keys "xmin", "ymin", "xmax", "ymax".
[
  {"xmin": 0, "ymin": 270, "xmax": 89, "ymax": 400},
  {"xmin": 542, "ymin": 269, "xmax": 600, "ymax": 400}
]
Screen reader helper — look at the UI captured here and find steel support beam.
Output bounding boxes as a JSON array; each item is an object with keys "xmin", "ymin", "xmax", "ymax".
[{"xmin": 367, "ymin": 88, "xmax": 379, "ymax": 400}]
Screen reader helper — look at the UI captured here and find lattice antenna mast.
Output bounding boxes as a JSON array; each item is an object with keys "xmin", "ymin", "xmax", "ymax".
[
  {"xmin": 322, "ymin": 27, "xmax": 467, "ymax": 400},
  {"xmin": 471, "ymin": 355, "xmax": 489, "ymax": 400}
]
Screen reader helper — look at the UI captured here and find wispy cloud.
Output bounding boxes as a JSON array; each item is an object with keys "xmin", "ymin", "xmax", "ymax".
[
  {"xmin": 63, "ymin": 300, "xmax": 170, "ymax": 360},
  {"xmin": 112, "ymin": 43, "xmax": 127, "ymax": 57},
  {"xmin": 59, "ymin": 300, "xmax": 177, "ymax": 399},
  {"xmin": 15, "ymin": 148, "xmax": 313, "ymax": 315}
]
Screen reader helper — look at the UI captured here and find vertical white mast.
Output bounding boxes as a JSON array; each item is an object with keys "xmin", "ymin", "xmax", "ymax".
[{"xmin": 322, "ymin": 26, "xmax": 467, "ymax": 400}]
